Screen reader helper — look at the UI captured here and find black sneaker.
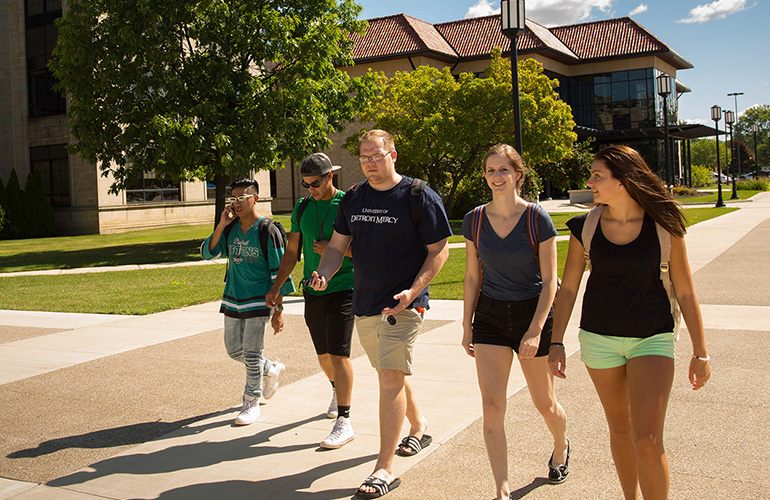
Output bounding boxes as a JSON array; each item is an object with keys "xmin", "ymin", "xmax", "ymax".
[{"xmin": 548, "ymin": 438, "xmax": 570, "ymax": 484}]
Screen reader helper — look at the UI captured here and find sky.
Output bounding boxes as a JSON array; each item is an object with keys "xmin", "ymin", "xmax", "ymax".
[{"xmin": 355, "ymin": 0, "xmax": 768, "ymax": 126}]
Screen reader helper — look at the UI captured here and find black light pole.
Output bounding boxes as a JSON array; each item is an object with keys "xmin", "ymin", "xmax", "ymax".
[
  {"xmin": 501, "ymin": 0, "xmax": 526, "ymax": 157},
  {"xmin": 657, "ymin": 74, "xmax": 673, "ymax": 186},
  {"xmin": 711, "ymin": 105, "xmax": 725, "ymax": 208},
  {"xmin": 728, "ymin": 92, "xmax": 744, "ymax": 177},
  {"xmin": 725, "ymin": 110, "xmax": 739, "ymax": 199},
  {"xmin": 752, "ymin": 123, "xmax": 759, "ymax": 178}
]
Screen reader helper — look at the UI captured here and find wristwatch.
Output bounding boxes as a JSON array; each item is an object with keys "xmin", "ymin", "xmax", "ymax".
[{"xmin": 275, "ymin": 304, "xmax": 284, "ymax": 312}]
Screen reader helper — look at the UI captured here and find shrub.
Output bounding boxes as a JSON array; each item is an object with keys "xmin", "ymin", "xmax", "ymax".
[
  {"xmin": 736, "ymin": 179, "xmax": 770, "ymax": 191},
  {"xmin": 3, "ymin": 169, "xmax": 25, "ymax": 239},
  {"xmin": 672, "ymin": 186, "xmax": 698, "ymax": 197},
  {"xmin": 24, "ymin": 169, "xmax": 55, "ymax": 238},
  {"xmin": 690, "ymin": 164, "xmax": 711, "ymax": 188}
]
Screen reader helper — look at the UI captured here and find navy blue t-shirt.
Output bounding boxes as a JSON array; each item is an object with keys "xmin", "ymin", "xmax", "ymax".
[
  {"xmin": 462, "ymin": 204, "xmax": 558, "ymax": 301},
  {"xmin": 334, "ymin": 176, "xmax": 452, "ymax": 316}
]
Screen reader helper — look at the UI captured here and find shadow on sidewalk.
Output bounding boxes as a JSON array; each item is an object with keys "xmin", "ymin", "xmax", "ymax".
[
  {"xmin": 124, "ymin": 455, "xmax": 378, "ymax": 500},
  {"xmin": 46, "ymin": 414, "xmax": 331, "ymax": 487},
  {"xmin": 7, "ymin": 409, "xmax": 234, "ymax": 459},
  {"xmin": 509, "ymin": 477, "xmax": 550, "ymax": 499}
]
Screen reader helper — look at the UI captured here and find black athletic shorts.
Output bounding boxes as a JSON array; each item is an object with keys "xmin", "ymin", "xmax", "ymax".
[
  {"xmin": 472, "ymin": 293, "xmax": 552, "ymax": 357},
  {"xmin": 303, "ymin": 289, "xmax": 354, "ymax": 357}
]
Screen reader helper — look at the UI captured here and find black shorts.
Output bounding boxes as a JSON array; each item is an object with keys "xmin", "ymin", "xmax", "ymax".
[
  {"xmin": 472, "ymin": 293, "xmax": 553, "ymax": 357},
  {"xmin": 303, "ymin": 289, "xmax": 354, "ymax": 357}
]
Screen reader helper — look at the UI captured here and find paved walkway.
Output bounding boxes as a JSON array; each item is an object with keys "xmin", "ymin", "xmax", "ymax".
[{"xmin": 0, "ymin": 194, "xmax": 768, "ymax": 499}]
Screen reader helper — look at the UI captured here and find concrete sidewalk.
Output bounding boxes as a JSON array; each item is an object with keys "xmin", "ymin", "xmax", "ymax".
[{"xmin": 1, "ymin": 193, "xmax": 768, "ymax": 499}]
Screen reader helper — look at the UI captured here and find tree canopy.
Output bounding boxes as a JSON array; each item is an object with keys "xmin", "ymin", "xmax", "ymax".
[
  {"xmin": 52, "ymin": 0, "xmax": 376, "ymax": 217},
  {"xmin": 347, "ymin": 48, "xmax": 577, "ymax": 215}
]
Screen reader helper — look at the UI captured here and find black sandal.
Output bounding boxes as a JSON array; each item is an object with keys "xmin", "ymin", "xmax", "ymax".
[
  {"xmin": 353, "ymin": 475, "xmax": 402, "ymax": 499},
  {"xmin": 395, "ymin": 434, "xmax": 432, "ymax": 457}
]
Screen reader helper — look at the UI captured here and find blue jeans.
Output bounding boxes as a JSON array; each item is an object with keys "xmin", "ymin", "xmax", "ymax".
[{"xmin": 224, "ymin": 316, "xmax": 273, "ymax": 398}]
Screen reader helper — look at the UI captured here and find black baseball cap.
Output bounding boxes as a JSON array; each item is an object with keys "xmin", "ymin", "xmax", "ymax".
[{"xmin": 300, "ymin": 153, "xmax": 341, "ymax": 176}]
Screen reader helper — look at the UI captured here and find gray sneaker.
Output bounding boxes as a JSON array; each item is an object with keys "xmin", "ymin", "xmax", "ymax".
[
  {"xmin": 262, "ymin": 359, "xmax": 285, "ymax": 400},
  {"xmin": 320, "ymin": 416, "xmax": 355, "ymax": 449},
  {"xmin": 234, "ymin": 395, "xmax": 260, "ymax": 425},
  {"xmin": 326, "ymin": 389, "xmax": 338, "ymax": 419}
]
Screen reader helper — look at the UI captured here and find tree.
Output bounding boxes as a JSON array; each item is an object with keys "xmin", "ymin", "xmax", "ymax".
[
  {"xmin": 347, "ymin": 48, "xmax": 576, "ymax": 215},
  {"xmin": 51, "ymin": 0, "xmax": 376, "ymax": 222},
  {"xmin": 3, "ymin": 169, "xmax": 25, "ymax": 239},
  {"xmin": 24, "ymin": 169, "xmax": 55, "ymax": 238},
  {"xmin": 737, "ymin": 104, "xmax": 770, "ymax": 171},
  {"xmin": 728, "ymin": 141, "xmax": 754, "ymax": 176}
]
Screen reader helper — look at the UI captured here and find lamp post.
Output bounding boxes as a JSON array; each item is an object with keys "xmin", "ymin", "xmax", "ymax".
[
  {"xmin": 501, "ymin": 0, "xmax": 526, "ymax": 156},
  {"xmin": 728, "ymin": 92, "xmax": 744, "ymax": 177},
  {"xmin": 724, "ymin": 109, "xmax": 739, "ymax": 199},
  {"xmin": 751, "ymin": 123, "xmax": 759, "ymax": 178},
  {"xmin": 711, "ymin": 105, "xmax": 725, "ymax": 208},
  {"xmin": 657, "ymin": 74, "xmax": 673, "ymax": 186}
]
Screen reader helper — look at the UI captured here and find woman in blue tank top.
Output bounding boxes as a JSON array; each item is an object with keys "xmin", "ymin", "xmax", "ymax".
[
  {"xmin": 461, "ymin": 144, "xmax": 569, "ymax": 500},
  {"xmin": 550, "ymin": 145, "xmax": 710, "ymax": 500}
]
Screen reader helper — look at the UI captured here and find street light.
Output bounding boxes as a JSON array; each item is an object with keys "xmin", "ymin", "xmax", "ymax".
[
  {"xmin": 657, "ymin": 73, "xmax": 673, "ymax": 186},
  {"xmin": 724, "ymin": 109, "xmax": 738, "ymax": 200},
  {"xmin": 728, "ymin": 92, "xmax": 744, "ymax": 176},
  {"xmin": 711, "ymin": 105, "xmax": 725, "ymax": 208},
  {"xmin": 751, "ymin": 123, "xmax": 759, "ymax": 179},
  {"xmin": 501, "ymin": 0, "xmax": 526, "ymax": 156}
]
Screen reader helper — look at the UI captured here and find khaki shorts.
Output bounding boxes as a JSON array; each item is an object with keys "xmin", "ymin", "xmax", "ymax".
[{"xmin": 355, "ymin": 309, "xmax": 424, "ymax": 375}]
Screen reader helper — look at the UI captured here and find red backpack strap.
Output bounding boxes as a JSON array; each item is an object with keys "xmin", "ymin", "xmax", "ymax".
[
  {"xmin": 471, "ymin": 204, "xmax": 486, "ymax": 310},
  {"xmin": 526, "ymin": 203, "xmax": 541, "ymax": 271}
]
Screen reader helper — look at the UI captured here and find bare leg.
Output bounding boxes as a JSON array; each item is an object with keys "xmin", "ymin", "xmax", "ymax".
[
  {"xmin": 519, "ymin": 356, "xmax": 568, "ymax": 463},
  {"xmin": 317, "ymin": 353, "xmax": 335, "ymax": 382},
  {"xmin": 474, "ymin": 344, "xmax": 514, "ymax": 500},
  {"xmin": 627, "ymin": 356, "xmax": 674, "ymax": 500},
  {"xmin": 358, "ymin": 368, "xmax": 405, "ymax": 495},
  {"xmin": 587, "ymin": 365, "xmax": 639, "ymax": 500},
  {"xmin": 330, "ymin": 354, "xmax": 353, "ymax": 407}
]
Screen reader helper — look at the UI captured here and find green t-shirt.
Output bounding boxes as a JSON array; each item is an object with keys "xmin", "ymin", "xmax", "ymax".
[{"xmin": 291, "ymin": 190, "xmax": 354, "ymax": 295}]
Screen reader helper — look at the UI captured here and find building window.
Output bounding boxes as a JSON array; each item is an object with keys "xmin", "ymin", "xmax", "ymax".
[
  {"xmin": 125, "ymin": 170, "xmax": 181, "ymax": 204},
  {"xmin": 30, "ymin": 144, "xmax": 70, "ymax": 207},
  {"xmin": 25, "ymin": 0, "xmax": 65, "ymax": 117}
]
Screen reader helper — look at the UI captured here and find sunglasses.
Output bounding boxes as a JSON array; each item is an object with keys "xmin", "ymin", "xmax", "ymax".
[
  {"xmin": 224, "ymin": 194, "xmax": 256, "ymax": 204},
  {"xmin": 301, "ymin": 178, "xmax": 325, "ymax": 189}
]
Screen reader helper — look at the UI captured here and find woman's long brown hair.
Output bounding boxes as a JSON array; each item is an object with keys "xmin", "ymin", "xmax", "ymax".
[{"xmin": 594, "ymin": 145, "xmax": 686, "ymax": 237}]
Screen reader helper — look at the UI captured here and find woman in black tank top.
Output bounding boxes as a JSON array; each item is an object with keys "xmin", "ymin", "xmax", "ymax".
[{"xmin": 549, "ymin": 145, "xmax": 710, "ymax": 500}]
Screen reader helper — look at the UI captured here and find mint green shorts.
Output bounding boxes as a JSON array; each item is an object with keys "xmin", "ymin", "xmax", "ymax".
[{"xmin": 579, "ymin": 329, "xmax": 675, "ymax": 369}]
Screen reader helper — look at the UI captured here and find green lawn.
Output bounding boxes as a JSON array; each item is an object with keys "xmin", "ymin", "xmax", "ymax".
[
  {"xmin": 0, "ymin": 207, "xmax": 734, "ymax": 314},
  {"xmin": 677, "ymin": 190, "xmax": 761, "ymax": 204}
]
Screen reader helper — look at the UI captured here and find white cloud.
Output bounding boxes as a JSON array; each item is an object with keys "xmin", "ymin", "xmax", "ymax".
[
  {"xmin": 678, "ymin": 0, "xmax": 747, "ymax": 23},
  {"xmin": 524, "ymin": 0, "xmax": 615, "ymax": 26},
  {"xmin": 465, "ymin": 0, "xmax": 500, "ymax": 19},
  {"xmin": 629, "ymin": 4, "xmax": 648, "ymax": 16},
  {"xmin": 682, "ymin": 117, "xmax": 708, "ymax": 125}
]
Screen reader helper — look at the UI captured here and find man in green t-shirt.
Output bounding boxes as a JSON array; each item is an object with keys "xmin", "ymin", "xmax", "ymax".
[{"xmin": 266, "ymin": 153, "xmax": 355, "ymax": 449}]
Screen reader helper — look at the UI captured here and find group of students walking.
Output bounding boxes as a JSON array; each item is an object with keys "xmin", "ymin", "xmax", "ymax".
[{"xmin": 202, "ymin": 129, "xmax": 711, "ymax": 500}]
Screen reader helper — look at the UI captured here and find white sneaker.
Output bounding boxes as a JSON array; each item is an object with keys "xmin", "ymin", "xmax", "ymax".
[
  {"xmin": 320, "ymin": 416, "xmax": 355, "ymax": 449},
  {"xmin": 326, "ymin": 389, "xmax": 338, "ymax": 419},
  {"xmin": 262, "ymin": 359, "xmax": 285, "ymax": 400},
  {"xmin": 234, "ymin": 395, "xmax": 260, "ymax": 425}
]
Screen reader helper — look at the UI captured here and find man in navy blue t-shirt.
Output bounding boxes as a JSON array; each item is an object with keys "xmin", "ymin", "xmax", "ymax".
[{"xmin": 309, "ymin": 129, "xmax": 451, "ymax": 498}]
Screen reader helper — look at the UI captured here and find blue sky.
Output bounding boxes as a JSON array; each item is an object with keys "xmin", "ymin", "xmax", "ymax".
[{"xmin": 356, "ymin": 0, "xmax": 768, "ymax": 126}]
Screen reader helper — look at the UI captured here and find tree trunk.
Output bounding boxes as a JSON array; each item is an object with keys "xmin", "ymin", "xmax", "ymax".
[{"xmin": 213, "ymin": 173, "xmax": 229, "ymax": 228}]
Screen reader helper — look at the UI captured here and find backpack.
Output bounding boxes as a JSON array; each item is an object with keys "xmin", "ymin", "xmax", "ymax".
[
  {"xmin": 294, "ymin": 196, "xmax": 313, "ymax": 262},
  {"xmin": 470, "ymin": 203, "xmax": 556, "ymax": 308},
  {"xmin": 580, "ymin": 205, "xmax": 681, "ymax": 336},
  {"xmin": 221, "ymin": 216, "xmax": 288, "ymax": 282},
  {"xmin": 340, "ymin": 178, "xmax": 427, "ymax": 253}
]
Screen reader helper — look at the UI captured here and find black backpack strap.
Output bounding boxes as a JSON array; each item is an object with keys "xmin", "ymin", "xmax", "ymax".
[
  {"xmin": 295, "ymin": 196, "xmax": 313, "ymax": 262},
  {"xmin": 257, "ymin": 217, "xmax": 275, "ymax": 264},
  {"xmin": 409, "ymin": 178, "xmax": 427, "ymax": 254}
]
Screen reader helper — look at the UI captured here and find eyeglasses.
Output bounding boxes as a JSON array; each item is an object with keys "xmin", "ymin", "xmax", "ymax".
[
  {"xmin": 224, "ymin": 194, "xmax": 256, "ymax": 204},
  {"xmin": 358, "ymin": 151, "xmax": 393, "ymax": 164},
  {"xmin": 301, "ymin": 178, "xmax": 324, "ymax": 189}
]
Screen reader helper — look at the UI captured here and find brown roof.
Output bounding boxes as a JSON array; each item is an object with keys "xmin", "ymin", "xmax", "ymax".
[
  {"xmin": 350, "ymin": 14, "xmax": 692, "ymax": 70},
  {"xmin": 350, "ymin": 14, "xmax": 457, "ymax": 61}
]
